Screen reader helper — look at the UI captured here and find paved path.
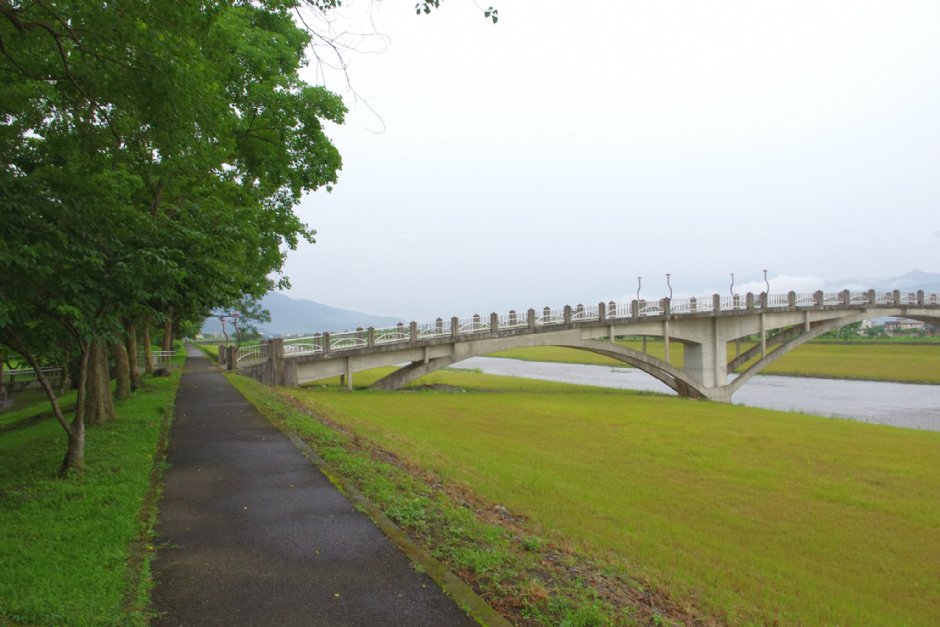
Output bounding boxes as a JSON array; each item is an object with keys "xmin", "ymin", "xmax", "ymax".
[{"xmin": 151, "ymin": 347, "xmax": 475, "ymax": 626}]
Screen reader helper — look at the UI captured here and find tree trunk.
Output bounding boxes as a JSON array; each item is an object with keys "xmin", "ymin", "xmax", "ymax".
[
  {"xmin": 126, "ymin": 320, "xmax": 141, "ymax": 390},
  {"xmin": 162, "ymin": 308, "xmax": 174, "ymax": 352},
  {"xmin": 113, "ymin": 342, "xmax": 131, "ymax": 400},
  {"xmin": 56, "ymin": 360, "xmax": 71, "ymax": 396},
  {"xmin": 143, "ymin": 322, "xmax": 154, "ymax": 375},
  {"xmin": 61, "ymin": 346, "xmax": 91, "ymax": 475},
  {"xmin": 84, "ymin": 342, "xmax": 116, "ymax": 424},
  {"xmin": 5, "ymin": 332, "xmax": 86, "ymax": 474}
]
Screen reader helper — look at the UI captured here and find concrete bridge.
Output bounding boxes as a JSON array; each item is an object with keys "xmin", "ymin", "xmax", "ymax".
[{"xmin": 223, "ymin": 288, "xmax": 940, "ymax": 402}]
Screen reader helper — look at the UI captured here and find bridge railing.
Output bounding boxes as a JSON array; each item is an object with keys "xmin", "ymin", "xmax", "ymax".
[
  {"xmin": 767, "ymin": 293, "xmax": 791, "ymax": 308},
  {"xmin": 330, "ymin": 330, "xmax": 368, "ymax": 351},
  {"xmin": 417, "ymin": 319, "xmax": 452, "ymax": 339},
  {"xmin": 638, "ymin": 300, "xmax": 664, "ymax": 316},
  {"xmin": 236, "ymin": 343, "xmax": 269, "ymax": 366},
  {"xmin": 497, "ymin": 311, "xmax": 529, "ymax": 329},
  {"xmin": 535, "ymin": 308, "xmax": 565, "ymax": 325},
  {"xmin": 571, "ymin": 304, "xmax": 599, "ymax": 322},
  {"xmin": 283, "ymin": 338, "xmax": 322, "ymax": 357},
  {"xmin": 375, "ymin": 325, "xmax": 410, "ymax": 345},
  {"xmin": 260, "ymin": 286, "xmax": 940, "ymax": 370},
  {"xmin": 457, "ymin": 315, "xmax": 490, "ymax": 334}
]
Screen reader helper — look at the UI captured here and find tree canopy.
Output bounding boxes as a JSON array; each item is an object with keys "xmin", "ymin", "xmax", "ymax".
[{"xmin": 0, "ymin": 0, "xmax": 345, "ymax": 472}]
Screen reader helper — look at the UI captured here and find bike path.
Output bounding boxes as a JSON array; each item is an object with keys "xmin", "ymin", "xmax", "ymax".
[{"xmin": 151, "ymin": 347, "xmax": 476, "ymax": 626}]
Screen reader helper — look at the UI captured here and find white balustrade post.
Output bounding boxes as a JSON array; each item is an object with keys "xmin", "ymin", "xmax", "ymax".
[
  {"xmin": 815, "ymin": 291, "xmax": 824, "ymax": 307},
  {"xmin": 746, "ymin": 293, "xmax": 754, "ymax": 310},
  {"xmin": 528, "ymin": 309, "xmax": 536, "ymax": 329},
  {"xmin": 563, "ymin": 305, "xmax": 572, "ymax": 324},
  {"xmin": 490, "ymin": 313, "xmax": 498, "ymax": 333},
  {"xmin": 712, "ymin": 294, "xmax": 721, "ymax": 312},
  {"xmin": 788, "ymin": 291, "xmax": 797, "ymax": 307}
]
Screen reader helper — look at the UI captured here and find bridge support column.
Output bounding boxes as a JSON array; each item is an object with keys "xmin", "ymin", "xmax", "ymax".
[
  {"xmin": 760, "ymin": 313, "xmax": 766, "ymax": 358},
  {"xmin": 663, "ymin": 319, "xmax": 670, "ymax": 365},
  {"xmin": 682, "ymin": 318, "xmax": 728, "ymax": 389}
]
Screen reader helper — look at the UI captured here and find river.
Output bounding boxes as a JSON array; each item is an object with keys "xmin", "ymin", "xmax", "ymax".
[{"xmin": 450, "ymin": 357, "xmax": 940, "ymax": 432}]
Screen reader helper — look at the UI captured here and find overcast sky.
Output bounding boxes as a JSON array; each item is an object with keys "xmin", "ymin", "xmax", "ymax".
[{"xmin": 284, "ymin": 0, "xmax": 940, "ymax": 321}]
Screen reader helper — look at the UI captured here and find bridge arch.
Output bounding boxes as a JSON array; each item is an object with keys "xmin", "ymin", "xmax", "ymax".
[{"xmin": 370, "ymin": 338, "xmax": 711, "ymax": 398}]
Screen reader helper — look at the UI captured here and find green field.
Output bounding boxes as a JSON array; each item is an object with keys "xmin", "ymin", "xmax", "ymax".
[
  {"xmin": 289, "ymin": 369, "xmax": 940, "ymax": 625},
  {"xmin": 489, "ymin": 340, "xmax": 940, "ymax": 384}
]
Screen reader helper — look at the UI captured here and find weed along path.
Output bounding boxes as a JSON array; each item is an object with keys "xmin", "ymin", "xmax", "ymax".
[{"xmin": 151, "ymin": 347, "xmax": 476, "ymax": 626}]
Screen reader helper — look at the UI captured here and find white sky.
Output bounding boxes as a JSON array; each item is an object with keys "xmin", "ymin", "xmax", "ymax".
[{"xmin": 285, "ymin": 0, "xmax": 940, "ymax": 320}]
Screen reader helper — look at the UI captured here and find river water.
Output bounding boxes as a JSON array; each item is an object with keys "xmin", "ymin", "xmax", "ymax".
[{"xmin": 450, "ymin": 357, "xmax": 940, "ymax": 432}]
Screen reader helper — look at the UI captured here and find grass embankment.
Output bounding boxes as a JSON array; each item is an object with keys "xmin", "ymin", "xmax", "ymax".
[
  {"xmin": 271, "ymin": 369, "xmax": 940, "ymax": 625},
  {"xmin": 0, "ymin": 370, "xmax": 180, "ymax": 625},
  {"xmin": 490, "ymin": 341, "xmax": 940, "ymax": 384}
]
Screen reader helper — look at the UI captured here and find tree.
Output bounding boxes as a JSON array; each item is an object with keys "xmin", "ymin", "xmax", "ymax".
[
  {"xmin": 215, "ymin": 297, "xmax": 272, "ymax": 349},
  {"xmin": 1, "ymin": 0, "xmax": 343, "ymax": 473}
]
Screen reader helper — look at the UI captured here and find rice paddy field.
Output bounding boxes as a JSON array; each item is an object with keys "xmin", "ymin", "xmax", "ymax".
[
  {"xmin": 490, "ymin": 340, "xmax": 940, "ymax": 384},
  {"xmin": 291, "ymin": 367, "xmax": 940, "ymax": 625}
]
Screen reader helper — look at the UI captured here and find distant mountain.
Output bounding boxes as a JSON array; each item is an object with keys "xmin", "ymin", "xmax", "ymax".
[
  {"xmin": 202, "ymin": 292, "xmax": 404, "ymax": 337},
  {"xmin": 827, "ymin": 269, "xmax": 940, "ymax": 294}
]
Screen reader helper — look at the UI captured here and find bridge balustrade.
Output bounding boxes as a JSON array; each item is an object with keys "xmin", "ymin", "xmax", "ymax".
[
  {"xmin": 498, "ymin": 310, "xmax": 528, "ymax": 329},
  {"xmin": 571, "ymin": 304, "xmax": 600, "ymax": 322},
  {"xmin": 329, "ymin": 330, "xmax": 368, "ymax": 351},
  {"xmin": 283, "ymin": 340, "xmax": 321, "ymax": 357},
  {"xmin": 374, "ymin": 325, "xmax": 410, "ymax": 345},
  {"xmin": 236, "ymin": 343, "xmax": 270, "ymax": 366},
  {"xmin": 457, "ymin": 315, "xmax": 489, "ymax": 334},
  {"xmin": 416, "ymin": 318, "xmax": 451, "ymax": 339},
  {"xmin": 536, "ymin": 308, "xmax": 565, "ymax": 325}
]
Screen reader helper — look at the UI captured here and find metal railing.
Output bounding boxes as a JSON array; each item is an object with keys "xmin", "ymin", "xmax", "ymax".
[
  {"xmin": 236, "ymin": 344, "xmax": 269, "ymax": 365},
  {"xmin": 2, "ymin": 366, "xmax": 62, "ymax": 385}
]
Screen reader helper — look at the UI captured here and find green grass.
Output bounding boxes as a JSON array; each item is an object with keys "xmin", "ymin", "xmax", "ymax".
[
  {"xmin": 489, "ymin": 340, "xmax": 940, "ymax": 384},
  {"xmin": 286, "ymin": 369, "xmax": 940, "ymax": 625},
  {"xmin": 0, "ymin": 373, "xmax": 179, "ymax": 625}
]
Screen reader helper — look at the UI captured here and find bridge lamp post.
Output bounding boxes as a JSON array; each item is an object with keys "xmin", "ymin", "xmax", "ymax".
[
  {"xmin": 764, "ymin": 269, "xmax": 770, "ymax": 294},
  {"xmin": 636, "ymin": 276, "xmax": 642, "ymax": 301},
  {"xmin": 730, "ymin": 273, "xmax": 735, "ymax": 297},
  {"xmin": 666, "ymin": 273, "xmax": 672, "ymax": 300}
]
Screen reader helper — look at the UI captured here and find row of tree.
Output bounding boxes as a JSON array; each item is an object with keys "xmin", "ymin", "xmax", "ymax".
[{"xmin": 0, "ymin": 0, "xmax": 346, "ymax": 473}]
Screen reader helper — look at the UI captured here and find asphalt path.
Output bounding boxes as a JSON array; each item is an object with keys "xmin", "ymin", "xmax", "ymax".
[{"xmin": 151, "ymin": 347, "xmax": 476, "ymax": 626}]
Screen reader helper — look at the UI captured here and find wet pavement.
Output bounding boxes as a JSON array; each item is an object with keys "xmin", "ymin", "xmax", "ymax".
[{"xmin": 151, "ymin": 347, "xmax": 476, "ymax": 626}]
